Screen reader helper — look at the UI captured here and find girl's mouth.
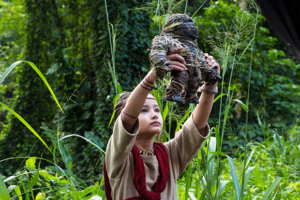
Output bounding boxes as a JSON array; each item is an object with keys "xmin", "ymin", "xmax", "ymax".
[{"xmin": 151, "ymin": 121, "xmax": 161, "ymax": 126}]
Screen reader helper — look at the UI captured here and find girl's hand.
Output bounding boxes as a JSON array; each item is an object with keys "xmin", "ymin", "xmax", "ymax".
[
  {"xmin": 204, "ymin": 53, "xmax": 220, "ymax": 75},
  {"xmin": 166, "ymin": 47, "xmax": 187, "ymax": 71}
]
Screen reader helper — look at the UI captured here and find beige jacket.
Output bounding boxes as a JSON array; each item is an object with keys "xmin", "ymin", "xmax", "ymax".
[{"xmin": 105, "ymin": 114, "xmax": 209, "ymax": 199}]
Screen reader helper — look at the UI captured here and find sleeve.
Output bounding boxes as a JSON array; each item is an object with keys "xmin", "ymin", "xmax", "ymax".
[
  {"xmin": 164, "ymin": 113, "xmax": 209, "ymax": 178},
  {"xmin": 105, "ymin": 113, "xmax": 139, "ymax": 180}
]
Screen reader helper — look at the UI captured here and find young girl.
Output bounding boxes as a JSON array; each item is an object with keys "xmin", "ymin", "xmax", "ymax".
[{"xmin": 104, "ymin": 48, "xmax": 220, "ymax": 199}]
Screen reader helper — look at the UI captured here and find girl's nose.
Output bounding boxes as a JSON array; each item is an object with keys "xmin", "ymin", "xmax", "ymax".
[{"xmin": 150, "ymin": 110, "xmax": 158, "ymax": 119}]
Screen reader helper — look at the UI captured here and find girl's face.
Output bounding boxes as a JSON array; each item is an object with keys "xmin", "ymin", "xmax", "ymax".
[{"xmin": 137, "ymin": 95, "xmax": 163, "ymax": 138}]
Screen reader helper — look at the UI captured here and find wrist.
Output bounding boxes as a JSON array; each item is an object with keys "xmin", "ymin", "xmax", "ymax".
[
  {"xmin": 140, "ymin": 69, "xmax": 158, "ymax": 92},
  {"xmin": 203, "ymin": 81, "xmax": 218, "ymax": 89},
  {"xmin": 145, "ymin": 69, "xmax": 159, "ymax": 83},
  {"xmin": 200, "ymin": 84, "xmax": 218, "ymax": 95}
]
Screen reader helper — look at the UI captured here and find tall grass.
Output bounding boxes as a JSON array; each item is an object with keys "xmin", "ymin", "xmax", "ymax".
[
  {"xmin": 0, "ymin": 61, "xmax": 106, "ymax": 199},
  {"xmin": 240, "ymin": 6, "xmax": 259, "ymax": 200}
]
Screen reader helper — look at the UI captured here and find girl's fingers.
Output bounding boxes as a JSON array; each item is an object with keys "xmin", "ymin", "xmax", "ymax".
[
  {"xmin": 204, "ymin": 52, "xmax": 220, "ymax": 74},
  {"xmin": 167, "ymin": 54, "xmax": 186, "ymax": 65},
  {"xmin": 207, "ymin": 56, "xmax": 213, "ymax": 62},
  {"xmin": 169, "ymin": 65, "xmax": 186, "ymax": 71},
  {"xmin": 169, "ymin": 47, "xmax": 184, "ymax": 55},
  {"xmin": 169, "ymin": 61, "xmax": 187, "ymax": 70},
  {"xmin": 209, "ymin": 60, "xmax": 216, "ymax": 66}
]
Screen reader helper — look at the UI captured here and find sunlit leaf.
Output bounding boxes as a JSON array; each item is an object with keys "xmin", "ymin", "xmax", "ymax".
[
  {"xmin": 262, "ymin": 177, "xmax": 282, "ymax": 200},
  {"xmin": 213, "ymin": 93, "xmax": 227, "ymax": 103},
  {"xmin": 232, "ymin": 99, "xmax": 248, "ymax": 112},
  {"xmin": 0, "ymin": 175, "xmax": 11, "ymax": 200},
  {"xmin": 226, "ymin": 155, "xmax": 241, "ymax": 200},
  {"xmin": 0, "ymin": 61, "xmax": 64, "ymax": 113},
  {"xmin": 59, "ymin": 134, "xmax": 106, "ymax": 154},
  {"xmin": 25, "ymin": 157, "xmax": 36, "ymax": 170}
]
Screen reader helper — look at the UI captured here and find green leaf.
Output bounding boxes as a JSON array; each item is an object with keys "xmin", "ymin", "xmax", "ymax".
[
  {"xmin": 152, "ymin": 89, "xmax": 162, "ymax": 111},
  {"xmin": 35, "ymin": 193, "xmax": 43, "ymax": 200},
  {"xmin": 15, "ymin": 186, "xmax": 22, "ymax": 200},
  {"xmin": 116, "ymin": 82, "xmax": 123, "ymax": 94},
  {"xmin": 207, "ymin": 137, "xmax": 216, "ymax": 181},
  {"xmin": 261, "ymin": 177, "xmax": 282, "ymax": 200},
  {"xmin": 0, "ymin": 175, "xmax": 11, "ymax": 200},
  {"xmin": 9, "ymin": 185, "xmax": 22, "ymax": 200},
  {"xmin": 185, "ymin": 162, "xmax": 194, "ymax": 199},
  {"xmin": 213, "ymin": 93, "xmax": 227, "ymax": 103},
  {"xmin": 77, "ymin": 185, "xmax": 97, "ymax": 198},
  {"xmin": 226, "ymin": 155, "xmax": 240, "ymax": 200},
  {"xmin": 113, "ymin": 94, "xmax": 121, "ymax": 107},
  {"xmin": 246, "ymin": 149, "xmax": 255, "ymax": 169},
  {"xmin": 244, "ymin": 167, "xmax": 255, "ymax": 188},
  {"xmin": 232, "ymin": 99, "xmax": 248, "ymax": 112},
  {"xmin": 216, "ymin": 180, "xmax": 229, "ymax": 200},
  {"xmin": 162, "ymin": 101, "xmax": 169, "ymax": 121},
  {"xmin": 27, "ymin": 161, "xmax": 40, "ymax": 191},
  {"xmin": 108, "ymin": 94, "xmax": 121, "ymax": 127},
  {"xmin": 0, "ymin": 61, "xmax": 21, "ymax": 85},
  {"xmin": 0, "ymin": 61, "xmax": 64, "ymax": 113},
  {"xmin": 17, "ymin": 177, "xmax": 29, "ymax": 200},
  {"xmin": 0, "ymin": 101, "xmax": 53, "ymax": 155},
  {"xmin": 59, "ymin": 134, "xmax": 106, "ymax": 154},
  {"xmin": 25, "ymin": 157, "xmax": 36, "ymax": 170},
  {"xmin": 179, "ymin": 105, "xmax": 191, "ymax": 124},
  {"xmin": 191, "ymin": 0, "xmax": 208, "ymax": 18},
  {"xmin": 84, "ymin": 131, "xmax": 104, "ymax": 148},
  {"xmin": 257, "ymin": 112, "xmax": 269, "ymax": 137}
]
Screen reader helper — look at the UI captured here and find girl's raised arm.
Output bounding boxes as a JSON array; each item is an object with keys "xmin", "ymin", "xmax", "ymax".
[{"xmin": 192, "ymin": 53, "xmax": 220, "ymax": 136}]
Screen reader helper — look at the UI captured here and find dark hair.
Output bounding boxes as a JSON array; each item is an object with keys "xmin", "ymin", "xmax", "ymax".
[{"xmin": 114, "ymin": 92, "xmax": 132, "ymax": 120}]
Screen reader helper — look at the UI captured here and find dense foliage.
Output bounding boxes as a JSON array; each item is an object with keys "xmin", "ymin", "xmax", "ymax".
[{"xmin": 0, "ymin": 0, "xmax": 299, "ymax": 199}]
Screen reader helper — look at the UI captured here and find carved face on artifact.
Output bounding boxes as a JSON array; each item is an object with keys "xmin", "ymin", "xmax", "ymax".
[{"xmin": 162, "ymin": 14, "xmax": 198, "ymax": 40}]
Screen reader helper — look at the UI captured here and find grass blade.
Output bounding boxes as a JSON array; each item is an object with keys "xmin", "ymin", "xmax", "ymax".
[
  {"xmin": 0, "ymin": 61, "xmax": 64, "ymax": 113},
  {"xmin": 78, "ymin": 185, "xmax": 97, "ymax": 199},
  {"xmin": 162, "ymin": 101, "xmax": 169, "ymax": 121},
  {"xmin": 0, "ymin": 61, "xmax": 21, "ymax": 84},
  {"xmin": 188, "ymin": 192, "xmax": 197, "ymax": 200},
  {"xmin": 244, "ymin": 167, "xmax": 255, "ymax": 188},
  {"xmin": 59, "ymin": 134, "xmax": 106, "ymax": 154},
  {"xmin": 191, "ymin": 0, "xmax": 208, "ymax": 18},
  {"xmin": 108, "ymin": 94, "xmax": 121, "ymax": 127},
  {"xmin": 27, "ymin": 160, "xmax": 40, "ymax": 192},
  {"xmin": 232, "ymin": 99, "xmax": 248, "ymax": 112},
  {"xmin": 213, "ymin": 93, "xmax": 227, "ymax": 103},
  {"xmin": 0, "ymin": 101, "xmax": 53, "ymax": 155},
  {"xmin": 261, "ymin": 177, "xmax": 282, "ymax": 200},
  {"xmin": 245, "ymin": 149, "xmax": 255, "ymax": 169},
  {"xmin": 9, "ymin": 185, "xmax": 22, "ymax": 200},
  {"xmin": 185, "ymin": 162, "xmax": 194, "ymax": 200},
  {"xmin": 0, "ymin": 175, "xmax": 11, "ymax": 200},
  {"xmin": 216, "ymin": 180, "xmax": 229, "ymax": 200},
  {"xmin": 17, "ymin": 177, "xmax": 29, "ymax": 200},
  {"xmin": 208, "ymin": 137, "xmax": 216, "ymax": 185},
  {"xmin": 116, "ymin": 81, "xmax": 123, "ymax": 94},
  {"xmin": 226, "ymin": 155, "xmax": 240, "ymax": 200},
  {"xmin": 179, "ymin": 105, "xmax": 192, "ymax": 124}
]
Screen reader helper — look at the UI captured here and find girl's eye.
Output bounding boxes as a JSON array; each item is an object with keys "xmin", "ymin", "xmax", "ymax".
[
  {"xmin": 155, "ymin": 108, "xmax": 160, "ymax": 112},
  {"xmin": 141, "ymin": 108, "xmax": 148, "ymax": 113}
]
